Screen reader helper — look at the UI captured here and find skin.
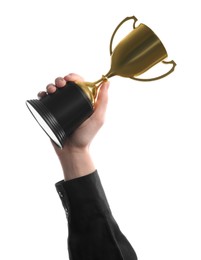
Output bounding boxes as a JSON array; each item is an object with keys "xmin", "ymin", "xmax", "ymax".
[{"xmin": 38, "ymin": 73, "xmax": 110, "ymax": 181}]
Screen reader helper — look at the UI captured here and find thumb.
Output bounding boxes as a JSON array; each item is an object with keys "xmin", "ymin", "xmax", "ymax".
[{"xmin": 93, "ymin": 81, "xmax": 110, "ymax": 118}]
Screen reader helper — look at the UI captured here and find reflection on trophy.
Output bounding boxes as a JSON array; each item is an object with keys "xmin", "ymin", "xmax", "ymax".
[{"xmin": 26, "ymin": 16, "xmax": 176, "ymax": 148}]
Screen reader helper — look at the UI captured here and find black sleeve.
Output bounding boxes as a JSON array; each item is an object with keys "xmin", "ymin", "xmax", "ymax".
[{"xmin": 55, "ymin": 170, "xmax": 138, "ymax": 260}]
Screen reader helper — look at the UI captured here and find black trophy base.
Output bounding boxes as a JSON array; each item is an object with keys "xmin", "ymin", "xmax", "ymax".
[{"xmin": 26, "ymin": 81, "xmax": 93, "ymax": 148}]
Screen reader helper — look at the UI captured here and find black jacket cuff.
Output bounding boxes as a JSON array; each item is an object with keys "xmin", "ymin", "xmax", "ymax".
[{"xmin": 55, "ymin": 170, "xmax": 111, "ymax": 222}]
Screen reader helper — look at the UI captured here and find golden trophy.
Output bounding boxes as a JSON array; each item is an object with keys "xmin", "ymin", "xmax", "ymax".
[{"xmin": 26, "ymin": 16, "xmax": 176, "ymax": 148}]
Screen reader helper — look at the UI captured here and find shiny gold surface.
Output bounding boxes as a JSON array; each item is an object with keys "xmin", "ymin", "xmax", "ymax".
[
  {"xmin": 75, "ymin": 81, "xmax": 98, "ymax": 106},
  {"xmin": 76, "ymin": 76, "xmax": 108, "ymax": 106},
  {"xmin": 77, "ymin": 16, "xmax": 176, "ymax": 105}
]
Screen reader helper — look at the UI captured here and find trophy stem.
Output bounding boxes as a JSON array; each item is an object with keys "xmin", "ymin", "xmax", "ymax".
[
  {"xmin": 92, "ymin": 76, "xmax": 107, "ymax": 86},
  {"xmin": 76, "ymin": 71, "xmax": 115, "ymax": 107},
  {"xmin": 92, "ymin": 71, "xmax": 115, "ymax": 85}
]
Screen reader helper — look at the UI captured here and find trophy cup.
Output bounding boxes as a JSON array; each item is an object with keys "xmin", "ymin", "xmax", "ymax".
[{"xmin": 26, "ymin": 16, "xmax": 176, "ymax": 148}]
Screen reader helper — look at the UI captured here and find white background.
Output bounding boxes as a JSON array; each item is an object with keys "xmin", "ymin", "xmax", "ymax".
[{"xmin": 0, "ymin": 0, "xmax": 200, "ymax": 259}]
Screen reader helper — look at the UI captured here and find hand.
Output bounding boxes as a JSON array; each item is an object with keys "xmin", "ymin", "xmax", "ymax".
[{"xmin": 38, "ymin": 73, "xmax": 110, "ymax": 180}]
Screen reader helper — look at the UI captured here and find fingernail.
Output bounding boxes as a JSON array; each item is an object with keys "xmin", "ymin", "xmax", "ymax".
[
  {"xmin": 46, "ymin": 83, "xmax": 54, "ymax": 88},
  {"xmin": 37, "ymin": 91, "xmax": 46, "ymax": 99},
  {"xmin": 55, "ymin": 77, "xmax": 64, "ymax": 82},
  {"xmin": 46, "ymin": 84, "xmax": 56, "ymax": 93}
]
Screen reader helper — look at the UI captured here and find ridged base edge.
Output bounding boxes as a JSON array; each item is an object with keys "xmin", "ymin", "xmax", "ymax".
[{"xmin": 26, "ymin": 99, "xmax": 66, "ymax": 148}]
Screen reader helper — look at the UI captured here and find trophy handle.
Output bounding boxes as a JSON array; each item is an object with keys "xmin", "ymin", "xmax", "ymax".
[
  {"xmin": 130, "ymin": 60, "xmax": 177, "ymax": 82},
  {"xmin": 109, "ymin": 16, "xmax": 138, "ymax": 55}
]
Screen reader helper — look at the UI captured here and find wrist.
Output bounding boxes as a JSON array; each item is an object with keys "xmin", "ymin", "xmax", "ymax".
[{"xmin": 58, "ymin": 147, "xmax": 96, "ymax": 181}]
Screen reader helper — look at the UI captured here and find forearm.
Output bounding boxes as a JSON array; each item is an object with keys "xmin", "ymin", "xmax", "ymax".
[{"xmin": 57, "ymin": 147, "xmax": 95, "ymax": 181}]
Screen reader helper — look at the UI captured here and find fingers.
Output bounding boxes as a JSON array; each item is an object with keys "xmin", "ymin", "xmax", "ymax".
[
  {"xmin": 55, "ymin": 77, "xmax": 66, "ymax": 88},
  {"xmin": 45, "ymin": 73, "xmax": 84, "ymax": 94},
  {"xmin": 37, "ymin": 91, "xmax": 47, "ymax": 99},
  {"xmin": 38, "ymin": 73, "xmax": 84, "ymax": 99},
  {"xmin": 46, "ymin": 83, "xmax": 57, "ymax": 94},
  {"xmin": 37, "ymin": 81, "xmax": 61, "ymax": 98}
]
